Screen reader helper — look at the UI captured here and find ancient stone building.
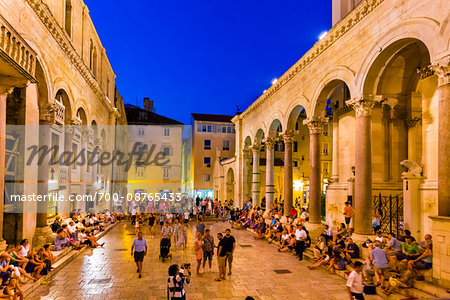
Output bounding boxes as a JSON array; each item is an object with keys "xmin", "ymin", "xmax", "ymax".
[
  {"xmin": 216, "ymin": 0, "xmax": 449, "ymax": 287},
  {"xmin": 0, "ymin": 0, "xmax": 126, "ymax": 247}
]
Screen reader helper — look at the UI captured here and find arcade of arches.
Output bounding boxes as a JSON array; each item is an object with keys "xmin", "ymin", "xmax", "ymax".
[{"xmin": 215, "ymin": 0, "xmax": 450, "ymax": 287}]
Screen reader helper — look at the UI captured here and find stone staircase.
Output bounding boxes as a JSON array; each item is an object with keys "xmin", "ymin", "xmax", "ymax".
[
  {"xmin": 246, "ymin": 228, "xmax": 450, "ymax": 299},
  {"xmin": 23, "ymin": 221, "xmax": 119, "ymax": 297}
]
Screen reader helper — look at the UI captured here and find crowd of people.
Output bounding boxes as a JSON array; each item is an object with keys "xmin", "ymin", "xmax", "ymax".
[{"xmin": 0, "ymin": 210, "xmax": 121, "ymax": 299}]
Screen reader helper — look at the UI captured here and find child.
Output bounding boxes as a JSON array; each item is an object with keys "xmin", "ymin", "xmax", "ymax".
[
  {"xmin": 4, "ymin": 277, "xmax": 24, "ymax": 300},
  {"xmin": 135, "ymin": 217, "xmax": 141, "ymax": 233}
]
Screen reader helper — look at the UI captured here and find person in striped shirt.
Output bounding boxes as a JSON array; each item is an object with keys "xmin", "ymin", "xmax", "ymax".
[{"xmin": 167, "ymin": 264, "xmax": 190, "ymax": 300}]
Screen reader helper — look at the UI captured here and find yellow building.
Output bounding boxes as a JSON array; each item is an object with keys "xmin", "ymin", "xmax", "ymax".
[
  {"xmin": 191, "ymin": 113, "xmax": 235, "ymax": 200},
  {"xmin": 125, "ymin": 99, "xmax": 184, "ymax": 209}
]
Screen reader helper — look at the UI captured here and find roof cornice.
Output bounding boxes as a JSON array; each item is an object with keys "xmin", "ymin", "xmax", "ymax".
[
  {"xmin": 25, "ymin": 0, "xmax": 114, "ymax": 113},
  {"xmin": 241, "ymin": 0, "xmax": 385, "ymax": 119}
]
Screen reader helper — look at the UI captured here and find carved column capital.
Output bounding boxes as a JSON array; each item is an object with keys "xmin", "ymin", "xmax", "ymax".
[
  {"xmin": 303, "ymin": 117, "xmax": 329, "ymax": 134},
  {"xmin": 68, "ymin": 118, "xmax": 82, "ymax": 126},
  {"xmin": 265, "ymin": 137, "xmax": 275, "ymax": 150},
  {"xmin": 282, "ymin": 130, "xmax": 294, "ymax": 144},
  {"xmin": 405, "ymin": 116, "xmax": 422, "ymax": 128},
  {"xmin": 39, "ymin": 103, "xmax": 56, "ymax": 124},
  {"xmin": 430, "ymin": 56, "xmax": 450, "ymax": 86},
  {"xmin": 250, "ymin": 143, "xmax": 262, "ymax": 153},
  {"xmin": 346, "ymin": 96, "xmax": 384, "ymax": 117}
]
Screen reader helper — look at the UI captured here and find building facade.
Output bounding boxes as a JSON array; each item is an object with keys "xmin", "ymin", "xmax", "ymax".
[
  {"xmin": 0, "ymin": 0, "xmax": 126, "ymax": 247},
  {"xmin": 125, "ymin": 99, "xmax": 185, "ymax": 208},
  {"xmin": 191, "ymin": 113, "xmax": 235, "ymax": 200},
  {"xmin": 223, "ymin": 0, "xmax": 449, "ymax": 287}
]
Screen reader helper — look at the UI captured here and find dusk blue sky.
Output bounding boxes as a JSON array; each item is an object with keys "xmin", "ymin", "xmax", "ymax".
[{"xmin": 85, "ymin": 0, "xmax": 332, "ymax": 124}]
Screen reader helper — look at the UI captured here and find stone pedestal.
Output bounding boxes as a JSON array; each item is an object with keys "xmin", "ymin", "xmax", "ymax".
[
  {"xmin": 430, "ymin": 216, "xmax": 450, "ymax": 288},
  {"xmin": 403, "ymin": 178, "xmax": 422, "ymax": 239},
  {"xmin": 283, "ymin": 132, "xmax": 293, "ymax": 216}
]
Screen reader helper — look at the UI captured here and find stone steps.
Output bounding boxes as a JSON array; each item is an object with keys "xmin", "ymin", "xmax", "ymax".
[
  {"xmin": 246, "ymin": 228, "xmax": 443, "ymax": 299},
  {"xmin": 23, "ymin": 221, "xmax": 119, "ymax": 297}
]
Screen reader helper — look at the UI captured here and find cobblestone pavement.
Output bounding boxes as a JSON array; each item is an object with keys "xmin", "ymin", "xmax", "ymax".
[{"xmin": 28, "ymin": 220, "xmax": 382, "ymax": 300}]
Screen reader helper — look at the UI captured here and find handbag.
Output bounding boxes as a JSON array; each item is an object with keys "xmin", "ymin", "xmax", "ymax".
[{"xmin": 363, "ymin": 285, "xmax": 376, "ymax": 295}]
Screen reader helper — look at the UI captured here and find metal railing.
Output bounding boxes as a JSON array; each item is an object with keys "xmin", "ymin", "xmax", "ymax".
[{"xmin": 373, "ymin": 192, "xmax": 404, "ymax": 237}]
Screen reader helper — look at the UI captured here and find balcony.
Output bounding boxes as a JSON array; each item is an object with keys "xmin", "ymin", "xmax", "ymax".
[{"xmin": 0, "ymin": 15, "xmax": 36, "ymax": 84}]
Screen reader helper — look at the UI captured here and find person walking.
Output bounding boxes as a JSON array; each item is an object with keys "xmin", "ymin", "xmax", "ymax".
[
  {"xmin": 194, "ymin": 232, "xmax": 203, "ymax": 276},
  {"xmin": 215, "ymin": 233, "xmax": 226, "ymax": 281},
  {"xmin": 346, "ymin": 261, "xmax": 365, "ymax": 300},
  {"xmin": 202, "ymin": 229, "xmax": 215, "ymax": 271},
  {"xmin": 343, "ymin": 202, "xmax": 354, "ymax": 228},
  {"xmin": 131, "ymin": 232, "xmax": 147, "ymax": 278},
  {"xmin": 196, "ymin": 219, "xmax": 205, "ymax": 237},
  {"xmin": 222, "ymin": 228, "xmax": 236, "ymax": 275}
]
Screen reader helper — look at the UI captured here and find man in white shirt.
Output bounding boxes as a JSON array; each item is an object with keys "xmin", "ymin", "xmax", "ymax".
[
  {"xmin": 295, "ymin": 225, "xmax": 307, "ymax": 261},
  {"xmin": 67, "ymin": 221, "xmax": 78, "ymax": 240},
  {"xmin": 346, "ymin": 261, "xmax": 365, "ymax": 300}
]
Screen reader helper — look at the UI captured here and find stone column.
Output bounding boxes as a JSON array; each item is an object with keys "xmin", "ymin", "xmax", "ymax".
[
  {"xmin": 33, "ymin": 103, "xmax": 55, "ymax": 247},
  {"xmin": 431, "ymin": 58, "xmax": 450, "ymax": 216},
  {"xmin": 0, "ymin": 91, "xmax": 11, "ymax": 249},
  {"xmin": 251, "ymin": 144, "xmax": 261, "ymax": 208},
  {"xmin": 346, "ymin": 97, "xmax": 382, "ymax": 234},
  {"xmin": 264, "ymin": 138, "xmax": 275, "ymax": 216},
  {"xmin": 239, "ymin": 149, "xmax": 252, "ymax": 207},
  {"xmin": 331, "ymin": 114, "xmax": 339, "ymax": 182},
  {"xmin": 304, "ymin": 117, "xmax": 328, "ymax": 224},
  {"xmin": 283, "ymin": 131, "xmax": 294, "ymax": 216}
]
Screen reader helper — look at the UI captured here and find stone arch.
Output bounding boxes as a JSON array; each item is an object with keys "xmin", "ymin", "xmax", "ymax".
[
  {"xmin": 254, "ymin": 128, "xmax": 265, "ymax": 145},
  {"xmin": 267, "ymin": 119, "xmax": 282, "ymax": 138},
  {"xmin": 226, "ymin": 167, "xmax": 235, "ymax": 201},
  {"xmin": 35, "ymin": 59, "xmax": 51, "ymax": 114},
  {"xmin": 362, "ymin": 38, "xmax": 430, "ymax": 98},
  {"xmin": 356, "ymin": 17, "xmax": 444, "ymax": 93},
  {"xmin": 310, "ymin": 66, "xmax": 356, "ymax": 117},
  {"xmin": 54, "ymin": 89, "xmax": 73, "ymax": 124},
  {"xmin": 283, "ymin": 95, "xmax": 309, "ymax": 130},
  {"xmin": 244, "ymin": 136, "xmax": 252, "ymax": 150},
  {"xmin": 285, "ymin": 104, "xmax": 308, "ymax": 131},
  {"xmin": 76, "ymin": 107, "xmax": 88, "ymax": 125}
]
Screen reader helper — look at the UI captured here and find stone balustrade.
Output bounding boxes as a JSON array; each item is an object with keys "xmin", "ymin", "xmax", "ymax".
[{"xmin": 0, "ymin": 14, "xmax": 36, "ymax": 81}]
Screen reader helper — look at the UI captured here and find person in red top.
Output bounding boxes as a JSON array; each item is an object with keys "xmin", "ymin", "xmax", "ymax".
[
  {"xmin": 343, "ymin": 202, "xmax": 354, "ymax": 227},
  {"xmin": 289, "ymin": 208, "xmax": 297, "ymax": 218}
]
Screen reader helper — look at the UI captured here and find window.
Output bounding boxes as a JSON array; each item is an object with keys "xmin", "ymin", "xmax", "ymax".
[
  {"xmin": 223, "ymin": 140, "xmax": 230, "ymax": 151},
  {"xmin": 164, "ymin": 128, "xmax": 170, "ymax": 136},
  {"xmin": 137, "ymin": 167, "xmax": 145, "ymax": 178},
  {"xmin": 204, "ymin": 157, "xmax": 211, "ymax": 168},
  {"xmin": 72, "ymin": 143, "xmax": 78, "ymax": 169},
  {"xmin": 222, "ymin": 126, "xmax": 226, "ymax": 133},
  {"xmin": 89, "ymin": 40, "xmax": 97, "ymax": 77},
  {"xmin": 198, "ymin": 124, "xmax": 207, "ymax": 132},
  {"xmin": 293, "ymin": 160, "xmax": 298, "ymax": 167},
  {"xmin": 207, "ymin": 125, "xmax": 212, "ymax": 132},
  {"xmin": 323, "ymin": 124, "xmax": 329, "ymax": 136},
  {"xmin": 139, "ymin": 112, "xmax": 147, "ymax": 121},
  {"xmin": 293, "ymin": 141, "xmax": 298, "ymax": 152},
  {"xmin": 138, "ymin": 127, "xmax": 145, "ymax": 136},
  {"xmin": 227, "ymin": 126, "xmax": 232, "ymax": 133},
  {"xmin": 64, "ymin": 0, "xmax": 72, "ymax": 37},
  {"xmin": 204, "ymin": 174, "xmax": 211, "ymax": 182},
  {"xmin": 323, "ymin": 162, "xmax": 329, "ymax": 174},
  {"xmin": 302, "ymin": 135, "xmax": 305, "ymax": 141},
  {"xmin": 322, "ymin": 143, "xmax": 329, "ymax": 155},
  {"xmin": 163, "ymin": 167, "xmax": 169, "ymax": 178},
  {"xmin": 295, "ymin": 122, "xmax": 299, "ymax": 131},
  {"xmin": 106, "ymin": 78, "xmax": 110, "ymax": 98},
  {"xmin": 204, "ymin": 140, "xmax": 211, "ymax": 150},
  {"xmin": 163, "ymin": 147, "xmax": 170, "ymax": 156}
]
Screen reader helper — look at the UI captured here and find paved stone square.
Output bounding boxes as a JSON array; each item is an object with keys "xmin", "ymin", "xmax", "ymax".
[{"xmin": 28, "ymin": 221, "xmax": 382, "ymax": 300}]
